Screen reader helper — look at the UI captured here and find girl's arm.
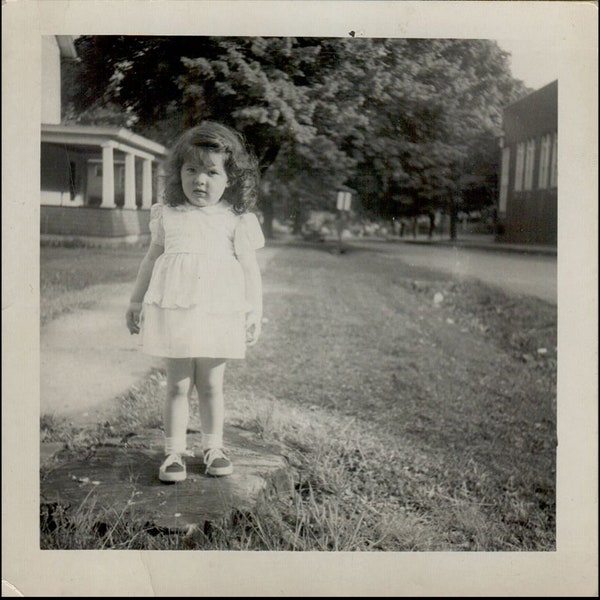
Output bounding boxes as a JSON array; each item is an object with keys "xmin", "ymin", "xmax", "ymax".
[
  {"xmin": 126, "ymin": 243, "xmax": 164, "ymax": 334},
  {"xmin": 237, "ymin": 251, "xmax": 263, "ymax": 346}
]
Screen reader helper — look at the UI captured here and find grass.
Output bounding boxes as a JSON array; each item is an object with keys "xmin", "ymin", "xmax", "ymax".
[
  {"xmin": 40, "ymin": 240, "xmax": 557, "ymax": 551},
  {"xmin": 40, "ymin": 244, "xmax": 147, "ymax": 326},
  {"xmin": 41, "ymin": 492, "xmax": 184, "ymax": 550}
]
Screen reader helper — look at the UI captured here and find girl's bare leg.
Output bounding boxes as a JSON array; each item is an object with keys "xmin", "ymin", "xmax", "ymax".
[
  {"xmin": 193, "ymin": 357, "xmax": 227, "ymax": 449},
  {"xmin": 164, "ymin": 357, "xmax": 193, "ymax": 454},
  {"xmin": 194, "ymin": 357, "xmax": 232, "ymax": 475}
]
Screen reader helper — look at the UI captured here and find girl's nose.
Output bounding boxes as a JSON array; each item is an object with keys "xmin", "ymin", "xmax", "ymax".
[{"xmin": 195, "ymin": 172, "xmax": 208, "ymax": 185}]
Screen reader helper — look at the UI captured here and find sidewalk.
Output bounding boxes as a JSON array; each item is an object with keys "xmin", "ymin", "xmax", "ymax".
[
  {"xmin": 387, "ymin": 233, "xmax": 557, "ymax": 256},
  {"xmin": 40, "ymin": 281, "xmax": 163, "ymax": 424}
]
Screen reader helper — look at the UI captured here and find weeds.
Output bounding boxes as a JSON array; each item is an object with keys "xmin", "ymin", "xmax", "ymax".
[{"xmin": 41, "ymin": 493, "xmax": 183, "ymax": 550}]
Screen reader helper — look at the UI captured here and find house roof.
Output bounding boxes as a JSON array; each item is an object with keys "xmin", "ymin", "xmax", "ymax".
[
  {"xmin": 41, "ymin": 124, "xmax": 169, "ymax": 160},
  {"xmin": 502, "ymin": 80, "xmax": 557, "ymax": 144},
  {"xmin": 503, "ymin": 79, "xmax": 558, "ymax": 112}
]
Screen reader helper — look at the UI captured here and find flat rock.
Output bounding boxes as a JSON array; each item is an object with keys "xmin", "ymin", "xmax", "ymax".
[{"xmin": 40, "ymin": 425, "xmax": 292, "ymax": 532}]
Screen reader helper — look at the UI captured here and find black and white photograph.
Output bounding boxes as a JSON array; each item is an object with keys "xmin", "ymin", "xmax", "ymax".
[{"xmin": 3, "ymin": 1, "xmax": 598, "ymax": 597}]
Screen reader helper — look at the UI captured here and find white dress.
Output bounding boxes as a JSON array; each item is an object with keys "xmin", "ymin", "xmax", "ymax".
[{"xmin": 140, "ymin": 201, "xmax": 264, "ymax": 359}]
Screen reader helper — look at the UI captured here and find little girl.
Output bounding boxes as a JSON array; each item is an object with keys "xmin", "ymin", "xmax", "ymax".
[{"xmin": 125, "ymin": 121, "xmax": 264, "ymax": 483}]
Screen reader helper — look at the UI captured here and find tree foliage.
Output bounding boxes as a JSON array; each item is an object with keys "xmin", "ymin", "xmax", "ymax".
[{"xmin": 64, "ymin": 36, "xmax": 529, "ymax": 235}]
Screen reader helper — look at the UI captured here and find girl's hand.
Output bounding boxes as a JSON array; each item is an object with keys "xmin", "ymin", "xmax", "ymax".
[
  {"xmin": 126, "ymin": 302, "xmax": 143, "ymax": 335},
  {"xmin": 245, "ymin": 311, "xmax": 262, "ymax": 346}
]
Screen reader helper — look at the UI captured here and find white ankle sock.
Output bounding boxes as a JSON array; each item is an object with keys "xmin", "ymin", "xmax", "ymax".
[
  {"xmin": 202, "ymin": 432, "xmax": 223, "ymax": 450},
  {"xmin": 164, "ymin": 436, "xmax": 186, "ymax": 455}
]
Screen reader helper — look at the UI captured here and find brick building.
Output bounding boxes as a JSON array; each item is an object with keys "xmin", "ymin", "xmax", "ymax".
[{"xmin": 497, "ymin": 80, "xmax": 558, "ymax": 245}]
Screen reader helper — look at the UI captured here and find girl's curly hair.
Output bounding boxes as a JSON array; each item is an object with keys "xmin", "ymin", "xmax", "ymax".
[{"xmin": 163, "ymin": 121, "xmax": 259, "ymax": 214}]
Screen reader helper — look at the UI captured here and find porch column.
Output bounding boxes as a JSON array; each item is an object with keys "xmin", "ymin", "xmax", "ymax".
[
  {"xmin": 101, "ymin": 143, "xmax": 115, "ymax": 208},
  {"xmin": 156, "ymin": 162, "xmax": 166, "ymax": 203},
  {"xmin": 142, "ymin": 158, "xmax": 153, "ymax": 208},
  {"xmin": 124, "ymin": 152, "xmax": 136, "ymax": 209}
]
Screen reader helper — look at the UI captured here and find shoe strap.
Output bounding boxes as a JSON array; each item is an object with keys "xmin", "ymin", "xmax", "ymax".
[
  {"xmin": 162, "ymin": 450, "xmax": 194, "ymax": 469},
  {"xmin": 204, "ymin": 447, "xmax": 228, "ymax": 466}
]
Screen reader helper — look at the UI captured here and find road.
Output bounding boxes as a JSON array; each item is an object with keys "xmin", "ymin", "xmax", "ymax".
[{"xmin": 352, "ymin": 239, "xmax": 557, "ymax": 304}]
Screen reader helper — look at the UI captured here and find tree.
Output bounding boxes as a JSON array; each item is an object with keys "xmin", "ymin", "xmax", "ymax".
[
  {"xmin": 67, "ymin": 36, "xmax": 356, "ymax": 236},
  {"xmin": 339, "ymin": 39, "xmax": 529, "ymax": 237},
  {"xmin": 66, "ymin": 36, "xmax": 529, "ymax": 238}
]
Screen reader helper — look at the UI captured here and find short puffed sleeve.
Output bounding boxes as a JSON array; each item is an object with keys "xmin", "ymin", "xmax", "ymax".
[
  {"xmin": 148, "ymin": 203, "xmax": 165, "ymax": 246},
  {"xmin": 234, "ymin": 213, "xmax": 265, "ymax": 256}
]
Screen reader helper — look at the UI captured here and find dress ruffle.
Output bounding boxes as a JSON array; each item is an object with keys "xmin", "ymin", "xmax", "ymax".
[
  {"xmin": 144, "ymin": 253, "xmax": 248, "ymax": 312},
  {"xmin": 140, "ymin": 304, "xmax": 246, "ymax": 358}
]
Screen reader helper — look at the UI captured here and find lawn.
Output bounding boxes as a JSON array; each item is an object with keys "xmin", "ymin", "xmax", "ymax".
[
  {"xmin": 40, "ymin": 240, "xmax": 557, "ymax": 551},
  {"xmin": 40, "ymin": 243, "xmax": 147, "ymax": 326}
]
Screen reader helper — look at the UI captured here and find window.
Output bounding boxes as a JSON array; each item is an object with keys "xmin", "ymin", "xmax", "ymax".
[
  {"xmin": 95, "ymin": 165, "xmax": 103, "ymax": 177},
  {"xmin": 499, "ymin": 147, "xmax": 510, "ymax": 213},
  {"xmin": 538, "ymin": 134, "xmax": 552, "ymax": 189},
  {"xmin": 550, "ymin": 133, "xmax": 558, "ymax": 188},
  {"xmin": 524, "ymin": 138, "xmax": 536, "ymax": 191},
  {"xmin": 514, "ymin": 142, "xmax": 525, "ymax": 191}
]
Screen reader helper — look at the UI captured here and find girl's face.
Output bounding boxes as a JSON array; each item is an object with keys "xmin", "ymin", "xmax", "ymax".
[{"xmin": 180, "ymin": 150, "xmax": 229, "ymax": 208}]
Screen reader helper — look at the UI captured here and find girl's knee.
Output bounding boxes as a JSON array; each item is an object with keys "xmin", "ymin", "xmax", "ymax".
[
  {"xmin": 195, "ymin": 378, "xmax": 223, "ymax": 400},
  {"xmin": 165, "ymin": 358, "xmax": 194, "ymax": 399},
  {"xmin": 166, "ymin": 380, "xmax": 191, "ymax": 400},
  {"xmin": 193, "ymin": 358, "xmax": 226, "ymax": 396}
]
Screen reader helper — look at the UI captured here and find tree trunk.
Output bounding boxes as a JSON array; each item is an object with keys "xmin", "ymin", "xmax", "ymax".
[
  {"xmin": 291, "ymin": 195, "xmax": 304, "ymax": 235},
  {"xmin": 449, "ymin": 195, "xmax": 458, "ymax": 240},
  {"xmin": 260, "ymin": 196, "xmax": 274, "ymax": 239}
]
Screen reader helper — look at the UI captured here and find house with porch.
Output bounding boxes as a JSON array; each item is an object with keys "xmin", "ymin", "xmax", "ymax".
[
  {"xmin": 41, "ymin": 36, "xmax": 168, "ymax": 244},
  {"xmin": 497, "ymin": 80, "xmax": 558, "ymax": 246}
]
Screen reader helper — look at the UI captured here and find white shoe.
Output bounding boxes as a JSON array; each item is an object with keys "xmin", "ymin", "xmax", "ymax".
[
  {"xmin": 158, "ymin": 453, "xmax": 187, "ymax": 482},
  {"xmin": 204, "ymin": 448, "xmax": 233, "ymax": 476}
]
